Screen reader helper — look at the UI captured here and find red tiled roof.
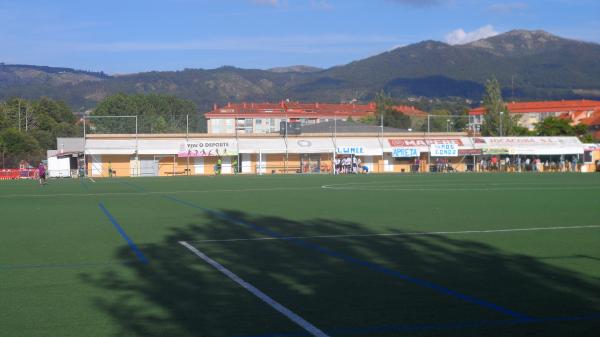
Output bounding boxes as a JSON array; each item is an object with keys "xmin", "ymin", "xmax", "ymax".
[
  {"xmin": 580, "ymin": 110, "xmax": 600, "ymax": 126},
  {"xmin": 393, "ymin": 105, "xmax": 428, "ymax": 117},
  {"xmin": 205, "ymin": 101, "xmax": 376, "ymax": 118},
  {"xmin": 469, "ymin": 100, "xmax": 600, "ymax": 116}
]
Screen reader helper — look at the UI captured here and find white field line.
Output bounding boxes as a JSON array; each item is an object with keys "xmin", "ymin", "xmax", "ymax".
[
  {"xmin": 321, "ymin": 180, "xmax": 600, "ymax": 191},
  {"xmin": 0, "ymin": 186, "xmax": 320, "ymax": 199},
  {"xmin": 321, "ymin": 184, "xmax": 600, "ymax": 191},
  {"xmin": 4, "ymin": 184, "xmax": 596, "ymax": 199},
  {"xmin": 324, "ymin": 181, "xmax": 595, "ymax": 187},
  {"xmin": 189, "ymin": 225, "xmax": 600, "ymax": 243},
  {"xmin": 179, "ymin": 241, "xmax": 329, "ymax": 337}
]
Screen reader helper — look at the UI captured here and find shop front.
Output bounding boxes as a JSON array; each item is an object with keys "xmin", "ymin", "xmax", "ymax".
[
  {"xmin": 472, "ymin": 137, "xmax": 585, "ymax": 172},
  {"xmin": 386, "ymin": 137, "xmax": 473, "ymax": 172},
  {"xmin": 79, "ymin": 134, "xmax": 591, "ymax": 177}
]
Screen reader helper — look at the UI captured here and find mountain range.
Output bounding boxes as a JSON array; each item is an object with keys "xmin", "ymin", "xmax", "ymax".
[{"xmin": 1, "ymin": 29, "xmax": 600, "ymax": 112}]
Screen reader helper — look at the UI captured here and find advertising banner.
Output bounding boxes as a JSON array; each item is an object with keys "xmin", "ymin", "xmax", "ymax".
[
  {"xmin": 472, "ymin": 137, "xmax": 581, "ymax": 146},
  {"xmin": 458, "ymin": 149, "xmax": 483, "ymax": 156},
  {"xmin": 430, "ymin": 144, "xmax": 458, "ymax": 157},
  {"xmin": 392, "ymin": 148, "xmax": 420, "ymax": 157},
  {"xmin": 336, "ymin": 146, "xmax": 365, "ymax": 155},
  {"xmin": 388, "ymin": 138, "xmax": 464, "ymax": 147},
  {"xmin": 482, "ymin": 148, "xmax": 510, "ymax": 155},
  {"xmin": 178, "ymin": 141, "xmax": 238, "ymax": 157}
]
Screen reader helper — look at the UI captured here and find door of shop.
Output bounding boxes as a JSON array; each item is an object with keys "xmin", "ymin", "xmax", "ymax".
[
  {"xmin": 301, "ymin": 154, "xmax": 321, "ymax": 173},
  {"xmin": 139, "ymin": 156, "xmax": 158, "ymax": 176}
]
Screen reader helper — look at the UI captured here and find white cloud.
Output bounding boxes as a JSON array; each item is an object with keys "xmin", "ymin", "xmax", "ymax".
[{"xmin": 445, "ymin": 25, "xmax": 498, "ymax": 45}]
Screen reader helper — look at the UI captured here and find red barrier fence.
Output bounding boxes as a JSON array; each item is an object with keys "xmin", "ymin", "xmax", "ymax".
[{"xmin": 0, "ymin": 169, "xmax": 37, "ymax": 180}]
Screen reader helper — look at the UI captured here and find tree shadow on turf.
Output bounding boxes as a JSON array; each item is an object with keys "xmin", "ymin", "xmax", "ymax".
[{"xmin": 81, "ymin": 209, "xmax": 600, "ymax": 337}]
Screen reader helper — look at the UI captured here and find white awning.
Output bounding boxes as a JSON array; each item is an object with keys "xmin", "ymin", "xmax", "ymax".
[
  {"xmin": 138, "ymin": 139, "xmax": 179, "ymax": 155},
  {"xmin": 507, "ymin": 147, "xmax": 584, "ymax": 155},
  {"xmin": 472, "ymin": 137, "xmax": 584, "ymax": 155},
  {"xmin": 287, "ymin": 138, "xmax": 334, "ymax": 154},
  {"xmin": 238, "ymin": 138, "xmax": 286, "ymax": 153},
  {"xmin": 85, "ymin": 139, "xmax": 136, "ymax": 155}
]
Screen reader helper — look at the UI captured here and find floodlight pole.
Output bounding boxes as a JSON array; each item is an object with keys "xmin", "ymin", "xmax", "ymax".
[
  {"xmin": 333, "ymin": 112, "xmax": 337, "ymax": 175},
  {"xmin": 18, "ymin": 100, "xmax": 21, "ymax": 132},
  {"xmin": 135, "ymin": 115, "xmax": 139, "ymax": 177},
  {"xmin": 186, "ymin": 114, "xmax": 190, "ymax": 175},
  {"xmin": 499, "ymin": 111, "xmax": 504, "ymax": 137},
  {"xmin": 427, "ymin": 114, "xmax": 430, "ymax": 134},
  {"xmin": 83, "ymin": 116, "xmax": 87, "ymax": 177},
  {"xmin": 258, "ymin": 149, "xmax": 263, "ymax": 176},
  {"xmin": 235, "ymin": 113, "xmax": 240, "ymax": 175},
  {"xmin": 284, "ymin": 111, "xmax": 288, "ymax": 174}
]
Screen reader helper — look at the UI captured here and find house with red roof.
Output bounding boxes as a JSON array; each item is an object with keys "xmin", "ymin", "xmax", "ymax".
[
  {"xmin": 204, "ymin": 101, "xmax": 376, "ymax": 134},
  {"xmin": 392, "ymin": 105, "xmax": 428, "ymax": 117},
  {"xmin": 580, "ymin": 111, "xmax": 600, "ymax": 141},
  {"xmin": 468, "ymin": 100, "xmax": 600, "ymax": 134}
]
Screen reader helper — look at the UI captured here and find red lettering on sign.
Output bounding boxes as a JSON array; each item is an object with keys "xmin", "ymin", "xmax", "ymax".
[{"xmin": 388, "ymin": 139, "xmax": 464, "ymax": 147}]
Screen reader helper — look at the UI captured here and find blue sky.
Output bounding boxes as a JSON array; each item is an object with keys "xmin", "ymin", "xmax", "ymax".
[{"xmin": 1, "ymin": 0, "xmax": 598, "ymax": 74}]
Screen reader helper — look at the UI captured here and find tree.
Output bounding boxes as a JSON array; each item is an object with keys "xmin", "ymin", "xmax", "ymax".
[
  {"xmin": 0, "ymin": 97, "xmax": 79, "ymax": 166},
  {"xmin": 374, "ymin": 90, "xmax": 411, "ymax": 129},
  {"xmin": 480, "ymin": 78, "xmax": 519, "ymax": 136},
  {"xmin": 0, "ymin": 128, "xmax": 40, "ymax": 167},
  {"xmin": 512, "ymin": 125, "xmax": 534, "ymax": 136},
  {"xmin": 534, "ymin": 117, "xmax": 576, "ymax": 136},
  {"xmin": 534, "ymin": 117, "xmax": 594, "ymax": 142},
  {"xmin": 425, "ymin": 109, "xmax": 450, "ymax": 132},
  {"xmin": 92, "ymin": 93, "xmax": 198, "ymax": 134}
]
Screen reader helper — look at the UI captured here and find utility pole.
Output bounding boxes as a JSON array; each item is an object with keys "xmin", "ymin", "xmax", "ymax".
[
  {"xmin": 18, "ymin": 99, "xmax": 21, "ymax": 132},
  {"xmin": 25, "ymin": 104, "xmax": 29, "ymax": 132}
]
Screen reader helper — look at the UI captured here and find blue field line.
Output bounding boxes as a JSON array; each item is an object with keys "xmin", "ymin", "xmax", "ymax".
[
  {"xmin": 98, "ymin": 203, "xmax": 149, "ymax": 264},
  {"xmin": 232, "ymin": 313, "xmax": 600, "ymax": 337},
  {"xmin": 163, "ymin": 195, "xmax": 529, "ymax": 320}
]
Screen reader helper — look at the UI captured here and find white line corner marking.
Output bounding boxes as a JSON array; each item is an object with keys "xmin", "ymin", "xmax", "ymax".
[{"xmin": 179, "ymin": 241, "xmax": 329, "ymax": 337}]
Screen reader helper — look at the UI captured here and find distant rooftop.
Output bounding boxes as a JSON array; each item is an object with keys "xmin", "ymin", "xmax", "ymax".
[
  {"xmin": 300, "ymin": 120, "xmax": 408, "ymax": 134},
  {"xmin": 393, "ymin": 105, "xmax": 428, "ymax": 117},
  {"xmin": 469, "ymin": 100, "xmax": 600, "ymax": 115},
  {"xmin": 205, "ymin": 101, "xmax": 376, "ymax": 118}
]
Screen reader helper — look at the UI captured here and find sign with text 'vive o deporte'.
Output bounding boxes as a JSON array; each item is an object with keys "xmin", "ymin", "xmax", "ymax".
[
  {"xmin": 178, "ymin": 141, "xmax": 238, "ymax": 157},
  {"xmin": 336, "ymin": 146, "xmax": 365, "ymax": 155},
  {"xmin": 392, "ymin": 148, "xmax": 420, "ymax": 157},
  {"xmin": 430, "ymin": 143, "xmax": 458, "ymax": 157}
]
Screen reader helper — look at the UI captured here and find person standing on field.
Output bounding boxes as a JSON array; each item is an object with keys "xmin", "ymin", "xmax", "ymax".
[
  {"xmin": 38, "ymin": 162, "xmax": 47, "ymax": 185},
  {"xmin": 232, "ymin": 157, "xmax": 238, "ymax": 174},
  {"xmin": 216, "ymin": 157, "xmax": 222, "ymax": 175}
]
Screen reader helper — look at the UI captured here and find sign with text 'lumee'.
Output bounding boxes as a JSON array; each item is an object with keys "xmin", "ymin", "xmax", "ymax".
[
  {"xmin": 430, "ymin": 143, "xmax": 458, "ymax": 157},
  {"xmin": 336, "ymin": 146, "xmax": 365, "ymax": 155}
]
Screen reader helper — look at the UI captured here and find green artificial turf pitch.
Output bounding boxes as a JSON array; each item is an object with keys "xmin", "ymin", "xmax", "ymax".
[{"xmin": 1, "ymin": 173, "xmax": 599, "ymax": 337}]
